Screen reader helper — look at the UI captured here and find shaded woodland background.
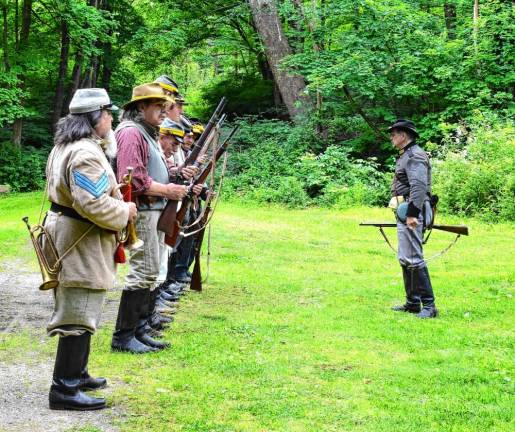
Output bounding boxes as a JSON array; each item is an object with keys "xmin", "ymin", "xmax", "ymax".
[{"xmin": 0, "ymin": 0, "xmax": 513, "ymax": 220}]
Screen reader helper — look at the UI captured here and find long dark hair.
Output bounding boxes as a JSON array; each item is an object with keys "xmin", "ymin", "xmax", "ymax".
[
  {"xmin": 54, "ymin": 110, "xmax": 103, "ymax": 146},
  {"xmin": 120, "ymin": 103, "xmax": 144, "ymax": 123},
  {"xmin": 120, "ymin": 98, "xmax": 165, "ymax": 123}
]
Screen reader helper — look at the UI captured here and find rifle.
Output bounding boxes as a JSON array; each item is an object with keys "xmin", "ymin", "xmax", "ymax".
[
  {"xmin": 189, "ymin": 200, "xmax": 212, "ymax": 292},
  {"xmin": 183, "ymin": 97, "xmax": 227, "ymax": 167},
  {"xmin": 157, "ymin": 108, "xmax": 226, "ymax": 237},
  {"xmin": 359, "ymin": 222, "xmax": 469, "ymax": 236},
  {"xmin": 164, "ymin": 125, "xmax": 238, "ymax": 247}
]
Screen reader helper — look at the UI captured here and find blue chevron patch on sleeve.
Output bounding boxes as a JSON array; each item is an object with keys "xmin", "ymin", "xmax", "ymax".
[{"xmin": 72, "ymin": 170, "xmax": 109, "ymax": 199}]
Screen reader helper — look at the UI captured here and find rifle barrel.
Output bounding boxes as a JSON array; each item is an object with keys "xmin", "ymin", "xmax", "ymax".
[{"xmin": 360, "ymin": 222, "xmax": 469, "ymax": 236}]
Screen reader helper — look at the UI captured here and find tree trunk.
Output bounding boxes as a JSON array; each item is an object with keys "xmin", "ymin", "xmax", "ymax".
[
  {"xmin": 248, "ymin": 0, "xmax": 308, "ymax": 121},
  {"xmin": 20, "ymin": 0, "xmax": 31, "ymax": 48},
  {"xmin": 14, "ymin": 0, "xmax": 19, "ymax": 50},
  {"xmin": 292, "ymin": 0, "xmax": 323, "ymax": 122},
  {"xmin": 52, "ymin": 21, "xmax": 70, "ymax": 129},
  {"xmin": 444, "ymin": 3, "xmax": 457, "ymax": 40},
  {"xmin": 101, "ymin": 41, "xmax": 112, "ymax": 90},
  {"xmin": 63, "ymin": 50, "xmax": 83, "ymax": 115},
  {"xmin": 101, "ymin": 54, "xmax": 111, "ymax": 91},
  {"xmin": 11, "ymin": 0, "xmax": 32, "ymax": 146},
  {"xmin": 2, "ymin": 5, "xmax": 10, "ymax": 71},
  {"xmin": 473, "ymin": 0, "xmax": 479, "ymax": 54}
]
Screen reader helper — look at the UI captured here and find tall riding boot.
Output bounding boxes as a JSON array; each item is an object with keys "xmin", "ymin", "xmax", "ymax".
[
  {"xmin": 111, "ymin": 290, "xmax": 156, "ymax": 353},
  {"xmin": 392, "ymin": 265, "xmax": 421, "ymax": 313},
  {"xmin": 78, "ymin": 332, "xmax": 107, "ymax": 391},
  {"xmin": 416, "ymin": 266, "xmax": 438, "ymax": 318},
  {"xmin": 163, "ymin": 251, "xmax": 178, "ymax": 289},
  {"xmin": 135, "ymin": 289, "xmax": 171, "ymax": 350},
  {"xmin": 175, "ymin": 234, "xmax": 195, "ymax": 283},
  {"xmin": 49, "ymin": 333, "xmax": 106, "ymax": 410}
]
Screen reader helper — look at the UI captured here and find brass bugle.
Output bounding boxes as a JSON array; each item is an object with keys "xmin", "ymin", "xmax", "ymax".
[
  {"xmin": 115, "ymin": 166, "xmax": 144, "ymax": 250},
  {"xmin": 23, "ymin": 216, "xmax": 60, "ymax": 290}
]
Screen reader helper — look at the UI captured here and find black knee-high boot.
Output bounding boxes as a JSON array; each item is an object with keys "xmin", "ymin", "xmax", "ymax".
[
  {"xmin": 111, "ymin": 289, "xmax": 156, "ymax": 353},
  {"xmin": 78, "ymin": 332, "xmax": 107, "ymax": 391},
  {"xmin": 416, "ymin": 266, "xmax": 438, "ymax": 318},
  {"xmin": 49, "ymin": 333, "xmax": 106, "ymax": 410},
  {"xmin": 135, "ymin": 289, "xmax": 171, "ymax": 350},
  {"xmin": 391, "ymin": 265, "xmax": 421, "ymax": 313}
]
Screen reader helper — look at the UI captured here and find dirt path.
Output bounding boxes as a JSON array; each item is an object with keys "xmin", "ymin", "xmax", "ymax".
[{"xmin": 0, "ymin": 264, "xmax": 123, "ymax": 432}]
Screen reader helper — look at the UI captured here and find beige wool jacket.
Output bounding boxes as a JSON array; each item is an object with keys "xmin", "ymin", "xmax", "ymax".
[{"xmin": 44, "ymin": 137, "xmax": 129, "ymax": 290}]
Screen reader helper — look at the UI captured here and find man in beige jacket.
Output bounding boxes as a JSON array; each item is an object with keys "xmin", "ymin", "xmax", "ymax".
[{"xmin": 45, "ymin": 88, "xmax": 137, "ymax": 410}]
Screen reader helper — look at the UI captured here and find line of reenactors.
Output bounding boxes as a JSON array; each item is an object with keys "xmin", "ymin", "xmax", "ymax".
[{"xmin": 42, "ymin": 77, "xmax": 220, "ymax": 411}]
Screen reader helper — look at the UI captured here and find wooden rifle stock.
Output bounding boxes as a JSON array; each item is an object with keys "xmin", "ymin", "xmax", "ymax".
[
  {"xmin": 190, "ymin": 204, "xmax": 212, "ymax": 292},
  {"xmin": 164, "ymin": 126, "xmax": 239, "ymax": 247},
  {"xmin": 360, "ymin": 222, "xmax": 469, "ymax": 236},
  {"xmin": 431, "ymin": 224, "xmax": 469, "ymax": 236}
]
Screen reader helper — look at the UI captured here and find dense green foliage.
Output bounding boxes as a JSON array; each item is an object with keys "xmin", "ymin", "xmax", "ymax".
[
  {"xmin": 432, "ymin": 115, "xmax": 515, "ymax": 221},
  {"xmin": 225, "ymin": 118, "xmax": 391, "ymax": 208},
  {"xmin": 0, "ymin": 1, "xmax": 513, "ymax": 219},
  {"xmin": 1, "ymin": 195, "xmax": 514, "ymax": 430},
  {"xmin": 0, "ymin": 142, "xmax": 46, "ymax": 191},
  {"xmin": 225, "ymin": 114, "xmax": 514, "ymax": 221}
]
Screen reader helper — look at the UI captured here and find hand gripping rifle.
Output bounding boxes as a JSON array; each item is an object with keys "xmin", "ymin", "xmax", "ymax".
[
  {"xmin": 157, "ymin": 99, "xmax": 226, "ymax": 235},
  {"xmin": 164, "ymin": 125, "xmax": 238, "ymax": 248}
]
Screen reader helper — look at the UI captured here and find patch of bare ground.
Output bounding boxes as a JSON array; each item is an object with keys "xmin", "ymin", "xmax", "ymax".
[{"xmin": 0, "ymin": 263, "xmax": 124, "ymax": 432}]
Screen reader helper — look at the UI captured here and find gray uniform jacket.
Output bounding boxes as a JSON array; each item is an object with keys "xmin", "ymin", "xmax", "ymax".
[{"xmin": 391, "ymin": 142, "xmax": 432, "ymax": 217}]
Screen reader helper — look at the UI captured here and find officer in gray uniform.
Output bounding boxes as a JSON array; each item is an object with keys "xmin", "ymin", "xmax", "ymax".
[{"xmin": 388, "ymin": 119, "xmax": 438, "ymax": 319}]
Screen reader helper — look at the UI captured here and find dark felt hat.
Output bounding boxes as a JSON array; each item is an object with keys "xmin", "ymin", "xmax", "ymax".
[
  {"xmin": 154, "ymin": 75, "xmax": 180, "ymax": 94},
  {"xmin": 188, "ymin": 117, "xmax": 205, "ymax": 136},
  {"xmin": 159, "ymin": 118, "xmax": 185, "ymax": 143},
  {"xmin": 180, "ymin": 116, "xmax": 193, "ymax": 135},
  {"xmin": 387, "ymin": 119, "xmax": 419, "ymax": 138}
]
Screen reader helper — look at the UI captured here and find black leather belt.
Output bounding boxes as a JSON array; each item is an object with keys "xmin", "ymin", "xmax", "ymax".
[{"xmin": 50, "ymin": 202, "xmax": 90, "ymax": 223}]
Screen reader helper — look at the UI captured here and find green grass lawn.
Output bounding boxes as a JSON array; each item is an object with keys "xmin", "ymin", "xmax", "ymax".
[{"xmin": 0, "ymin": 193, "xmax": 513, "ymax": 431}]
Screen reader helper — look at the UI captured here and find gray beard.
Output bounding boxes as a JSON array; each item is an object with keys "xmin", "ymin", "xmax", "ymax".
[{"xmin": 103, "ymin": 129, "xmax": 118, "ymax": 159}]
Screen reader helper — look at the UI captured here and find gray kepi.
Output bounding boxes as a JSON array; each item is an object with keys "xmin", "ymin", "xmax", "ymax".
[{"xmin": 69, "ymin": 88, "xmax": 119, "ymax": 114}]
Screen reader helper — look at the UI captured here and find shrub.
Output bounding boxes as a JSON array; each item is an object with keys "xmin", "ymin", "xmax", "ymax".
[
  {"xmin": 0, "ymin": 142, "xmax": 47, "ymax": 192},
  {"xmin": 432, "ymin": 116, "xmax": 514, "ymax": 221},
  {"xmin": 224, "ymin": 119, "xmax": 390, "ymax": 208}
]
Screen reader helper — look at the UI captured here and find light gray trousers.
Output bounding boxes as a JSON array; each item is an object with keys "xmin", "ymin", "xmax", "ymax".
[
  {"xmin": 397, "ymin": 201, "xmax": 432, "ymax": 269},
  {"xmin": 125, "ymin": 210, "xmax": 165, "ymax": 291}
]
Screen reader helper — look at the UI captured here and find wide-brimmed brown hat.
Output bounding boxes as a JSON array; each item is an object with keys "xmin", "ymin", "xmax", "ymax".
[{"xmin": 122, "ymin": 83, "xmax": 172, "ymax": 109}]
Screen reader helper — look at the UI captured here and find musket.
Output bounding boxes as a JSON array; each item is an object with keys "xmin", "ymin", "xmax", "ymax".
[
  {"xmin": 157, "ymin": 111, "xmax": 227, "ymax": 237},
  {"xmin": 360, "ymin": 222, "xmax": 469, "ymax": 236},
  {"xmin": 164, "ymin": 125, "xmax": 238, "ymax": 247},
  {"xmin": 189, "ymin": 199, "xmax": 212, "ymax": 292},
  {"xmin": 183, "ymin": 97, "xmax": 227, "ymax": 167}
]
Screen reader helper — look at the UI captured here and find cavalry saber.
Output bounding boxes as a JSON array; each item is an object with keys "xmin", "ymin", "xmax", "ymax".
[{"xmin": 360, "ymin": 222, "xmax": 469, "ymax": 236}]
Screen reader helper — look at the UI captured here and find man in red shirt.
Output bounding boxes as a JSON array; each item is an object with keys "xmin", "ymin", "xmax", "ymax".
[{"xmin": 111, "ymin": 83, "xmax": 190, "ymax": 353}]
